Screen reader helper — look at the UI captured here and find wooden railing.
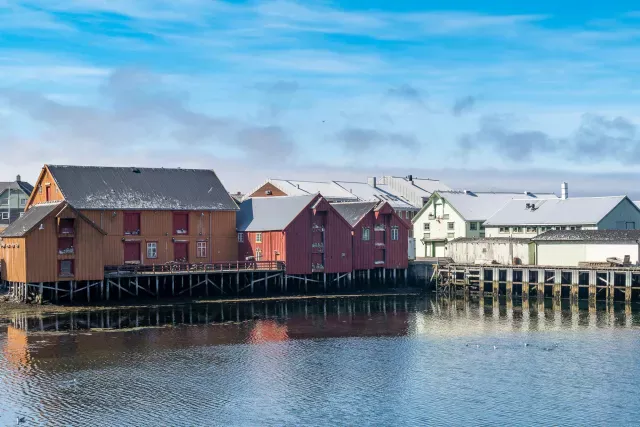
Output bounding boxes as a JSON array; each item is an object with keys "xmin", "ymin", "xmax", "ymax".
[{"xmin": 104, "ymin": 261, "xmax": 285, "ymax": 276}]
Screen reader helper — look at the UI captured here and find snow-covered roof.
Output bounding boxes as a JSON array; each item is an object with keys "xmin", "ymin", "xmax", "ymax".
[
  {"xmin": 533, "ymin": 229, "xmax": 640, "ymax": 243},
  {"xmin": 411, "ymin": 177, "xmax": 451, "ymax": 196},
  {"xmin": 264, "ymin": 179, "xmax": 357, "ymax": 202},
  {"xmin": 333, "ymin": 181, "xmax": 416, "ymax": 210},
  {"xmin": 433, "ymin": 191, "xmax": 558, "ymax": 222},
  {"xmin": 47, "ymin": 165, "xmax": 238, "ymax": 211},
  {"xmin": 332, "ymin": 202, "xmax": 378, "ymax": 227},
  {"xmin": 236, "ymin": 195, "xmax": 315, "ymax": 232},
  {"xmin": 484, "ymin": 196, "xmax": 631, "ymax": 227},
  {"xmin": 0, "ymin": 202, "xmax": 62, "ymax": 237}
]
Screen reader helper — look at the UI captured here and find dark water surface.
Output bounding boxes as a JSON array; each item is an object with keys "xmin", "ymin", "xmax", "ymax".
[{"xmin": 1, "ymin": 296, "xmax": 640, "ymax": 426}]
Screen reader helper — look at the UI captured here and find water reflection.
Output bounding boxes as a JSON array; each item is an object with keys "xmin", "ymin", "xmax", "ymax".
[{"xmin": 1, "ymin": 295, "xmax": 640, "ymax": 426}]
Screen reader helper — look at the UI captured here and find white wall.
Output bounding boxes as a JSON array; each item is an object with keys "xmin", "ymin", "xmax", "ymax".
[
  {"xmin": 485, "ymin": 224, "xmax": 597, "ymax": 238},
  {"xmin": 598, "ymin": 198, "xmax": 640, "ymax": 230},
  {"xmin": 447, "ymin": 240, "xmax": 532, "ymax": 265},
  {"xmin": 537, "ymin": 243, "xmax": 640, "ymax": 266}
]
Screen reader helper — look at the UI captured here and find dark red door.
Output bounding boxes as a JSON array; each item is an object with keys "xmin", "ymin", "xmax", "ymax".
[
  {"xmin": 45, "ymin": 186, "xmax": 51, "ymax": 201},
  {"xmin": 124, "ymin": 242, "xmax": 141, "ymax": 263},
  {"xmin": 174, "ymin": 242, "xmax": 188, "ymax": 262}
]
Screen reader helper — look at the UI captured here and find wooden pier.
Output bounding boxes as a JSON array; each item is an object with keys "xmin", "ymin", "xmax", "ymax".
[
  {"xmin": 436, "ymin": 263, "xmax": 640, "ymax": 303},
  {"xmin": 3, "ymin": 261, "xmax": 410, "ymax": 304}
]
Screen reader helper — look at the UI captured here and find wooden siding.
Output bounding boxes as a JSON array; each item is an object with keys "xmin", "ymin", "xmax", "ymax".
[
  {"xmin": 249, "ymin": 182, "xmax": 288, "ymax": 198},
  {"xmin": 351, "ymin": 205, "xmax": 409, "ymax": 270},
  {"xmin": 27, "ymin": 167, "xmax": 64, "ymax": 208},
  {"xmin": 285, "ymin": 197, "xmax": 352, "ymax": 275},
  {"xmin": 386, "ymin": 211, "xmax": 410, "ymax": 269},
  {"xmin": 82, "ymin": 210, "xmax": 237, "ymax": 266},
  {"xmin": 239, "ymin": 231, "xmax": 286, "ymax": 262},
  {"xmin": 0, "ymin": 237, "xmax": 27, "ymax": 282}
]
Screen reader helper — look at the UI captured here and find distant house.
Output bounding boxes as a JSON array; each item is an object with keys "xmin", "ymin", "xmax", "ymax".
[
  {"xmin": 377, "ymin": 175, "xmax": 451, "ymax": 209},
  {"xmin": 533, "ymin": 230, "xmax": 640, "ymax": 266},
  {"xmin": 484, "ymin": 195, "xmax": 640, "ymax": 238},
  {"xmin": 0, "ymin": 175, "xmax": 34, "ymax": 230},
  {"xmin": 1, "ymin": 165, "xmax": 238, "ymax": 286},
  {"xmin": 412, "ymin": 190, "xmax": 556, "ymax": 258},
  {"xmin": 332, "ymin": 201, "xmax": 410, "ymax": 272},
  {"xmin": 236, "ymin": 195, "xmax": 353, "ymax": 276}
]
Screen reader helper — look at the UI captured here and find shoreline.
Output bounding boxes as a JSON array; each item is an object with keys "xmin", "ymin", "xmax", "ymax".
[{"xmin": 0, "ymin": 289, "xmax": 423, "ymax": 320}]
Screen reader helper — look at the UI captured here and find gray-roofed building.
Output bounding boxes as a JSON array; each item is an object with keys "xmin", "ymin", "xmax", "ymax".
[
  {"xmin": 484, "ymin": 195, "xmax": 640, "ymax": 238},
  {"xmin": 0, "ymin": 175, "xmax": 35, "ymax": 230},
  {"xmin": 377, "ymin": 175, "xmax": 451, "ymax": 208},
  {"xmin": 331, "ymin": 202, "xmax": 378, "ymax": 228},
  {"xmin": 533, "ymin": 229, "xmax": 640, "ymax": 267},
  {"xmin": 412, "ymin": 190, "xmax": 556, "ymax": 258},
  {"xmin": 0, "ymin": 202, "xmax": 62, "ymax": 237},
  {"xmin": 46, "ymin": 165, "xmax": 238, "ymax": 211},
  {"xmin": 237, "ymin": 195, "xmax": 315, "ymax": 232}
]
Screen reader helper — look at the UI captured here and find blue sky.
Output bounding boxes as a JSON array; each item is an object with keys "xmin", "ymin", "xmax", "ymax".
[{"xmin": 2, "ymin": 1, "xmax": 640, "ymax": 196}]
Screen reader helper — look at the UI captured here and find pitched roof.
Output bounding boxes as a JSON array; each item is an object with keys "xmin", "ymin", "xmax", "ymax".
[
  {"xmin": 262, "ymin": 179, "xmax": 357, "ymax": 202},
  {"xmin": 484, "ymin": 196, "xmax": 631, "ymax": 227},
  {"xmin": 431, "ymin": 191, "xmax": 557, "ymax": 222},
  {"xmin": 236, "ymin": 195, "xmax": 316, "ymax": 232},
  {"xmin": 533, "ymin": 229, "xmax": 640, "ymax": 243},
  {"xmin": 333, "ymin": 181, "xmax": 416, "ymax": 210},
  {"xmin": 46, "ymin": 165, "xmax": 238, "ymax": 211},
  {"xmin": 332, "ymin": 202, "xmax": 378, "ymax": 227},
  {"xmin": 0, "ymin": 202, "xmax": 62, "ymax": 237},
  {"xmin": 450, "ymin": 236, "xmax": 532, "ymax": 244},
  {"xmin": 0, "ymin": 181, "xmax": 34, "ymax": 197}
]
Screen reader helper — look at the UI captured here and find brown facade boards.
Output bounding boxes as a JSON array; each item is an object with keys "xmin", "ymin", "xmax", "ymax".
[{"xmin": 249, "ymin": 182, "xmax": 288, "ymax": 198}]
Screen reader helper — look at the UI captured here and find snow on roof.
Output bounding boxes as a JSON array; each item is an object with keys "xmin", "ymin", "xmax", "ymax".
[
  {"xmin": 332, "ymin": 201, "xmax": 378, "ymax": 227},
  {"xmin": 333, "ymin": 181, "xmax": 416, "ymax": 210},
  {"xmin": 0, "ymin": 202, "xmax": 62, "ymax": 237},
  {"xmin": 47, "ymin": 165, "xmax": 238, "ymax": 211},
  {"xmin": 484, "ymin": 196, "xmax": 629, "ymax": 227},
  {"xmin": 411, "ymin": 177, "xmax": 452, "ymax": 195},
  {"xmin": 267, "ymin": 179, "xmax": 357, "ymax": 201},
  {"xmin": 533, "ymin": 229, "xmax": 640, "ymax": 243},
  {"xmin": 236, "ymin": 195, "xmax": 315, "ymax": 232},
  {"xmin": 435, "ymin": 191, "xmax": 558, "ymax": 221}
]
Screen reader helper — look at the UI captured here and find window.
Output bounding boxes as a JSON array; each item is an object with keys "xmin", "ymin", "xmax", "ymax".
[
  {"xmin": 447, "ymin": 232, "xmax": 455, "ymax": 238},
  {"xmin": 626, "ymin": 222, "xmax": 636, "ymax": 230},
  {"xmin": 59, "ymin": 260, "xmax": 74, "ymax": 277},
  {"xmin": 526, "ymin": 227, "xmax": 537, "ymax": 233},
  {"xmin": 173, "ymin": 212, "xmax": 189, "ymax": 235},
  {"xmin": 255, "ymin": 248, "xmax": 262, "ymax": 261},
  {"xmin": 1, "ymin": 212, "xmax": 7, "ymax": 220},
  {"xmin": 124, "ymin": 212, "xmax": 141, "ymax": 235},
  {"xmin": 58, "ymin": 237, "xmax": 74, "ymax": 255},
  {"xmin": 500, "ymin": 227, "xmax": 510, "ymax": 233},
  {"xmin": 238, "ymin": 232, "xmax": 244, "ymax": 243},
  {"xmin": 197, "ymin": 241, "xmax": 207, "ymax": 258},
  {"xmin": 423, "ymin": 233, "xmax": 431, "ymax": 239},
  {"xmin": 480, "ymin": 223, "xmax": 485, "ymax": 230},
  {"xmin": 59, "ymin": 218, "xmax": 74, "ymax": 234},
  {"xmin": 513, "ymin": 227, "xmax": 523, "ymax": 233},
  {"xmin": 447, "ymin": 222, "xmax": 454, "ymax": 230},
  {"xmin": 555, "ymin": 226, "xmax": 563, "ymax": 231},
  {"xmin": 540, "ymin": 227, "xmax": 547, "ymax": 232},
  {"xmin": 569, "ymin": 226, "xmax": 577, "ymax": 231},
  {"xmin": 147, "ymin": 242, "xmax": 158, "ymax": 259},
  {"xmin": 470, "ymin": 222, "xmax": 478, "ymax": 231},
  {"xmin": 362, "ymin": 227, "xmax": 371, "ymax": 241},
  {"xmin": 391, "ymin": 226, "xmax": 399, "ymax": 241},
  {"xmin": 423, "ymin": 223, "xmax": 430, "ymax": 231},
  {"xmin": 20, "ymin": 199, "xmax": 25, "ymax": 206},
  {"xmin": 256, "ymin": 233, "xmax": 262, "ymax": 243},
  {"xmin": 38, "ymin": 185, "xmax": 42, "ymax": 194}
]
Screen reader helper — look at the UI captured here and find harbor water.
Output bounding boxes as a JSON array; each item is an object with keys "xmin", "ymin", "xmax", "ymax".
[{"xmin": 1, "ymin": 296, "xmax": 640, "ymax": 426}]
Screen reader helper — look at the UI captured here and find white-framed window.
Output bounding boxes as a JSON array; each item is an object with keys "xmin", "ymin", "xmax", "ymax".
[
  {"xmin": 1, "ymin": 212, "xmax": 8, "ymax": 220},
  {"xmin": 197, "ymin": 241, "xmax": 207, "ymax": 258},
  {"xmin": 146, "ymin": 242, "xmax": 158, "ymax": 259},
  {"xmin": 499, "ymin": 227, "xmax": 510, "ymax": 233},
  {"xmin": 38, "ymin": 185, "xmax": 42, "ymax": 194},
  {"xmin": 513, "ymin": 227, "xmax": 523, "ymax": 233},
  {"xmin": 362, "ymin": 227, "xmax": 370, "ymax": 241},
  {"xmin": 423, "ymin": 233, "xmax": 431, "ymax": 239},
  {"xmin": 447, "ymin": 222, "xmax": 454, "ymax": 230},
  {"xmin": 555, "ymin": 226, "xmax": 563, "ymax": 231},
  {"xmin": 256, "ymin": 233, "xmax": 262, "ymax": 243},
  {"xmin": 19, "ymin": 199, "xmax": 26, "ymax": 206},
  {"xmin": 470, "ymin": 222, "xmax": 478, "ymax": 231},
  {"xmin": 526, "ymin": 226, "xmax": 537, "ymax": 233},
  {"xmin": 423, "ymin": 223, "xmax": 430, "ymax": 231},
  {"xmin": 391, "ymin": 226, "xmax": 399, "ymax": 241},
  {"xmin": 238, "ymin": 232, "xmax": 244, "ymax": 243},
  {"xmin": 255, "ymin": 248, "xmax": 262, "ymax": 261}
]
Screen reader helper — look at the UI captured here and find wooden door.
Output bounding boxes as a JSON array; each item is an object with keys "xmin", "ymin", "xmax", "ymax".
[
  {"xmin": 174, "ymin": 242, "xmax": 188, "ymax": 262},
  {"xmin": 45, "ymin": 186, "xmax": 51, "ymax": 202},
  {"xmin": 124, "ymin": 241, "xmax": 141, "ymax": 263}
]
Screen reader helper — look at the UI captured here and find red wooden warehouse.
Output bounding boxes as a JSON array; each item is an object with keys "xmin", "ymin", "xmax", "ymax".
[
  {"xmin": 332, "ymin": 201, "xmax": 409, "ymax": 279},
  {"xmin": 236, "ymin": 195, "xmax": 353, "ymax": 277}
]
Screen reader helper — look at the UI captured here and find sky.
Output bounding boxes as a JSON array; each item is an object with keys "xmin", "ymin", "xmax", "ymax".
[{"xmin": 2, "ymin": 1, "xmax": 640, "ymax": 197}]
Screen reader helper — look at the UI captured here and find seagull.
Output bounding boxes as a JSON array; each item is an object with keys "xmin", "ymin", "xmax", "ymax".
[
  {"xmin": 493, "ymin": 345, "xmax": 497, "ymax": 350},
  {"xmin": 476, "ymin": 344, "xmax": 480, "ymax": 348},
  {"xmin": 524, "ymin": 343, "xmax": 529, "ymax": 347}
]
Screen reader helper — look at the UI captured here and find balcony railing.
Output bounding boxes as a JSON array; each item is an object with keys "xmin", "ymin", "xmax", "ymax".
[{"xmin": 104, "ymin": 261, "xmax": 286, "ymax": 276}]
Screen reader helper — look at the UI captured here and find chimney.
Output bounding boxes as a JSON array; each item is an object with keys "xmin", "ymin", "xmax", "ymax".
[
  {"xmin": 16, "ymin": 174, "xmax": 21, "ymax": 182},
  {"xmin": 367, "ymin": 177, "xmax": 377, "ymax": 188},
  {"xmin": 561, "ymin": 182, "xmax": 568, "ymax": 200},
  {"xmin": 407, "ymin": 174, "xmax": 413, "ymax": 182}
]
